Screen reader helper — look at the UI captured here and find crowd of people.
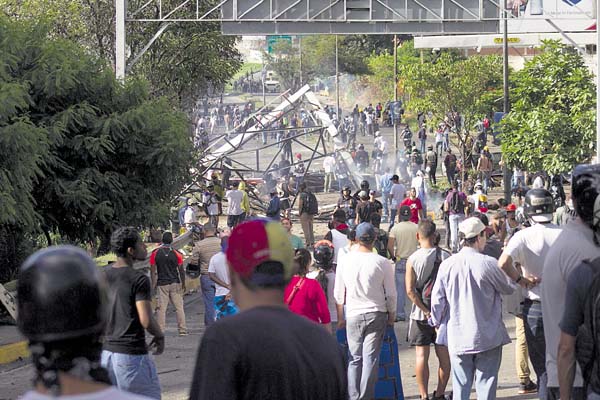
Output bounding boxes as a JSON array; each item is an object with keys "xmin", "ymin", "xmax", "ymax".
[{"xmin": 14, "ymin": 161, "xmax": 600, "ymax": 400}]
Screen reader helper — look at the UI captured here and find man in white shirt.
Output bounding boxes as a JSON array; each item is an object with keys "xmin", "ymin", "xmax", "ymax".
[
  {"xmin": 543, "ymin": 165, "xmax": 600, "ymax": 400},
  {"xmin": 498, "ymin": 188, "xmax": 560, "ymax": 399},
  {"xmin": 388, "ymin": 174, "xmax": 407, "ymax": 230},
  {"xmin": 184, "ymin": 200, "xmax": 200, "ymax": 231},
  {"xmin": 335, "ymin": 222, "xmax": 396, "ymax": 400},
  {"xmin": 225, "ymin": 186, "xmax": 244, "ymax": 228},
  {"xmin": 208, "ymin": 237, "xmax": 238, "ymax": 320},
  {"xmin": 203, "ymin": 184, "xmax": 220, "ymax": 230},
  {"xmin": 323, "ymin": 153, "xmax": 337, "ymax": 193}
]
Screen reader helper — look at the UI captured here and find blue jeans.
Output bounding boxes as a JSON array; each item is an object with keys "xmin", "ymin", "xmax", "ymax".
[
  {"xmin": 451, "ymin": 345, "xmax": 503, "ymax": 400},
  {"xmin": 200, "ymin": 274, "xmax": 216, "ymax": 326},
  {"xmin": 101, "ymin": 351, "xmax": 161, "ymax": 399},
  {"xmin": 449, "ymin": 214, "xmax": 465, "ymax": 253},
  {"xmin": 347, "ymin": 311, "xmax": 388, "ymax": 400},
  {"xmin": 395, "ymin": 260, "xmax": 407, "ymax": 319},
  {"xmin": 482, "ymin": 171, "xmax": 491, "ymax": 193},
  {"xmin": 389, "ymin": 207, "xmax": 398, "ymax": 230},
  {"xmin": 522, "ymin": 299, "xmax": 547, "ymax": 400},
  {"xmin": 382, "ymin": 191, "xmax": 390, "ymax": 217}
]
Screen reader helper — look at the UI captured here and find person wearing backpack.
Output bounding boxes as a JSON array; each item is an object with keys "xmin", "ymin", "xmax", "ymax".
[
  {"xmin": 298, "ymin": 182, "xmax": 317, "ymax": 247},
  {"xmin": 425, "ymin": 145, "xmax": 438, "ymax": 185},
  {"xmin": 443, "ymin": 149, "xmax": 458, "ymax": 185},
  {"xmin": 444, "ymin": 180, "xmax": 467, "ymax": 253},
  {"xmin": 406, "ymin": 220, "xmax": 452, "ymax": 400},
  {"xmin": 370, "ymin": 213, "xmax": 389, "ymax": 258}
]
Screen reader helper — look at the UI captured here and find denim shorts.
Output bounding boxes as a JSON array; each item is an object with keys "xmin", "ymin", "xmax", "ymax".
[{"xmin": 101, "ymin": 350, "xmax": 161, "ymax": 399}]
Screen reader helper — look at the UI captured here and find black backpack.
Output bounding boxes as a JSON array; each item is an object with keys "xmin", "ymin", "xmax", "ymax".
[
  {"xmin": 576, "ymin": 257, "xmax": 600, "ymax": 391},
  {"xmin": 373, "ymin": 230, "xmax": 388, "ymax": 258},
  {"xmin": 416, "ymin": 248, "xmax": 443, "ymax": 310},
  {"xmin": 302, "ymin": 191, "xmax": 319, "ymax": 215},
  {"xmin": 449, "ymin": 191, "xmax": 465, "ymax": 214}
]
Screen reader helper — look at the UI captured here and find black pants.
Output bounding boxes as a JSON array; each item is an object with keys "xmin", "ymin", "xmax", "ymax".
[{"xmin": 428, "ymin": 167, "xmax": 437, "ymax": 185}]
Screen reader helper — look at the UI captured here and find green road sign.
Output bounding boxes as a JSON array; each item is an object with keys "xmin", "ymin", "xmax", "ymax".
[{"xmin": 267, "ymin": 35, "xmax": 292, "ymax": 53}]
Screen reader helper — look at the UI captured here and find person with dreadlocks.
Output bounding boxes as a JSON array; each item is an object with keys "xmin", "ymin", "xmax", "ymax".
[
  {"xmin": 308, "ymin": 240, "xmax": 338, "ymax": 331},
  {"xmin": 17, "ymin": 246, "xmax": 151, "ymax": 400}
]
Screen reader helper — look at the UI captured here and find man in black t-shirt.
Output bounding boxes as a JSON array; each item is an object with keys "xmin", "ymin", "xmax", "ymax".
[
  {"xmin": 150, "ymin": 231, "xmax": 187, "ymax": 336},
  {"xmin": 102, "ymin": 227, "xmax": 164, "ymax": 400},
  {"xmin": 189, "ymin": 219, "xmax": 347, "ymax": 400}
]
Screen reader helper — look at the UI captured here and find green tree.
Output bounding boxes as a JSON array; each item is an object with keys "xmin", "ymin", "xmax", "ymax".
[
  {"xmin": 1, "ymin": 0, "xmax": 242, "ymax": 109},
  {"xmin": 401, "ymin": 53, "xmax": 502, "ymax": 127},
  {"xmin": 366, "ymin": 39, "xmax": 455, "ymax": 101},
  {"xmin": 0, "ymin": 17, "xmax": 193, "ymax": 275},
  {"xmin": 501, "ymin": 40, "xmax": 596, "ymax": 174}
]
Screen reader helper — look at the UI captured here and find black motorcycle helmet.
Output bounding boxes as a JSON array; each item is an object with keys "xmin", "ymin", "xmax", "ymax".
[
  {"xmin": 360, "ymin": 180, "xmax": 370, "ymax": 191},
  {"xmin": 18, "ymin": 246, "xmax": 107, "ymax": 342},
  {"xmin": 17, "ymin": 246, "xmax": 111, "ymax": 394},
  {"xmin": 572, "ymin": 164, "xmax": 600, "ymax": 242},
  {"xmin": 358, "ymin": 144, "xmax": 365, "ymax": 150},
  {"xmin": 313, "ymin": 240, "xmax": 335, "ymax": 271},
  {"xmin": 523, "ymin": 188, "xmax": 554, "ymax": 223}
]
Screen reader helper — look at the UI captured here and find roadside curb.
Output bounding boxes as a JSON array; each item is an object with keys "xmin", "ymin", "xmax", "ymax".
[{"xmin": 0, "ymin": 341, "xmax": 29, "ymax": 365}]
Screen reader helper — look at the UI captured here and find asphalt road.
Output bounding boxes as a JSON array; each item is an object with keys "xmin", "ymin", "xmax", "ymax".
[{"xmin": 0, "ymin": 287, "xmax": 537, "ymax": 400}]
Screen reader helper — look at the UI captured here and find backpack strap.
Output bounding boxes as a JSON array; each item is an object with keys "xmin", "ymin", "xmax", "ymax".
[{"xmin": 285, "ymin": 277, "xmax": 305, "ymax": 306}]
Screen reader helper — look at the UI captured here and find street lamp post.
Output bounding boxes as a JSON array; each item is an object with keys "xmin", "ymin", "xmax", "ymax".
[
  {"xmin": 394, "ymin": 34, "xmax": 399, "ymax": 150},
  {"xmin": 335, "ymin": 35, "xmax": 340, "ymax": 116},
  {"xmin": 502, "ymin": 0, "xmax": 512, "ymax": 201}
]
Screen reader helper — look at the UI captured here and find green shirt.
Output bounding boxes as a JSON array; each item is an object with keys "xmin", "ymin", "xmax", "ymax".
[{"xmin": 290, "ymin": 234, "xmax": 305, "ymax": 249}]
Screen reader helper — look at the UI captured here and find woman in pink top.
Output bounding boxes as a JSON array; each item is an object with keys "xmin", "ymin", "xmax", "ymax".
[{"xmin": 284, "ymin": 248, "xmax": 332, "ymax": 333}]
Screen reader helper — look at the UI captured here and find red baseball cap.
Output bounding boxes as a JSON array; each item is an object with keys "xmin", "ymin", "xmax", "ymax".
[
  {"xmin": 506, "ymin": 203, "xmax": 517, "ymax": 212},
  {"xmin": 226, "ymin": 219, "xmax": 294, "ymax": 282}
]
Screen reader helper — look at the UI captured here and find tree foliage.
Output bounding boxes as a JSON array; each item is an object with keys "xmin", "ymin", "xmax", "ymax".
[
  {"xmin": 501, "ymin": 40, "xmax": 596, "ymax": 174},
  {"xmin": 263, "ymin": 35, "xmax": 400, "ymax": 91},
  {"xmin": 1, "ymin": 0, "xmax": 242, "ymax": 109},
  {"xmin": 401, "ymin": 52, "xmax": 503, "ymax": 130},
  {"xmin": 0, "ymin": 17, "xmax": 193, "ymax": 268}
]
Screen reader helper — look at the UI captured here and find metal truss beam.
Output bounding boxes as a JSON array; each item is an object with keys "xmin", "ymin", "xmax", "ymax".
[{"xmin": 126, "ymin": 0, "xmax": 503, "ymax": 22}]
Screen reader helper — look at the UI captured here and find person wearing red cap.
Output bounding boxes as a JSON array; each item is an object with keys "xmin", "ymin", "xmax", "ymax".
[{"xmin": 189, "ymin": 219, "xmax": 347, "ymax": 400}]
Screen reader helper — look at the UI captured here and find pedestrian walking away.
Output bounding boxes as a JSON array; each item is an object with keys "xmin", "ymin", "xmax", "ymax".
[
  {"xmin": 405, "ymin": 220, "xmax": 452, "ymax": 400},
  {"xmin": 388, "ymin": 205, "xmax": 418, "ymax": 321},
  {"xmin": 298, "ymin": 182, "xmax": 317, "ymax": 247},
  {"xmin": 189, "ymin": 224, "xmax": 222, "ymax": 326},
  {"xmin": 189, "ymin": 219, "xmax": 347, "ymax": 400},
  {"xmin": 150, "ymin": 231, "xmax": 188, "ymax": 336},
  {"xmin": 335, "ymin": 222, "xmax": 397, "ymax": 400},
  {"xmin": 430, "ymin": 218, "xmax": 515, "ymax": 400},
  {"xmin": 444, "ymin": 181, "xmax": 467, "ymax": 253},
  {"xmin": 544, "ymin": 164, "xmax": 600, "ymax": 400},
  {"xmin": 498, "ymin": 188, "xmax": 560, "ymax": 400},
  {"xmin": 208, "ymin": 236, "xmax": 238, "ymax": 320}
]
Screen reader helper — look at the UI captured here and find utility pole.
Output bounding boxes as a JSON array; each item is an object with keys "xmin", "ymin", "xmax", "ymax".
[
  {"xmin": 299, "ymin": 37, "xmax": 303, "ymax": 87},
  {"xmin": 502, "ymin": 0, "xmax": 512, "ymax": 201},
  {"xmin": 335, "ymin": 35, "xmax": 340, "ymax": 116},
  {"xmin": 394, "ymin": 35, "xmax": 399, "ymax": 150},
  {"xmin": 597, "ymin": 0, "xmax": 600, "ymax": 161},
  {"xmin": 115, "ymin": 0, "xmax": 126, "ymax": 79}
]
